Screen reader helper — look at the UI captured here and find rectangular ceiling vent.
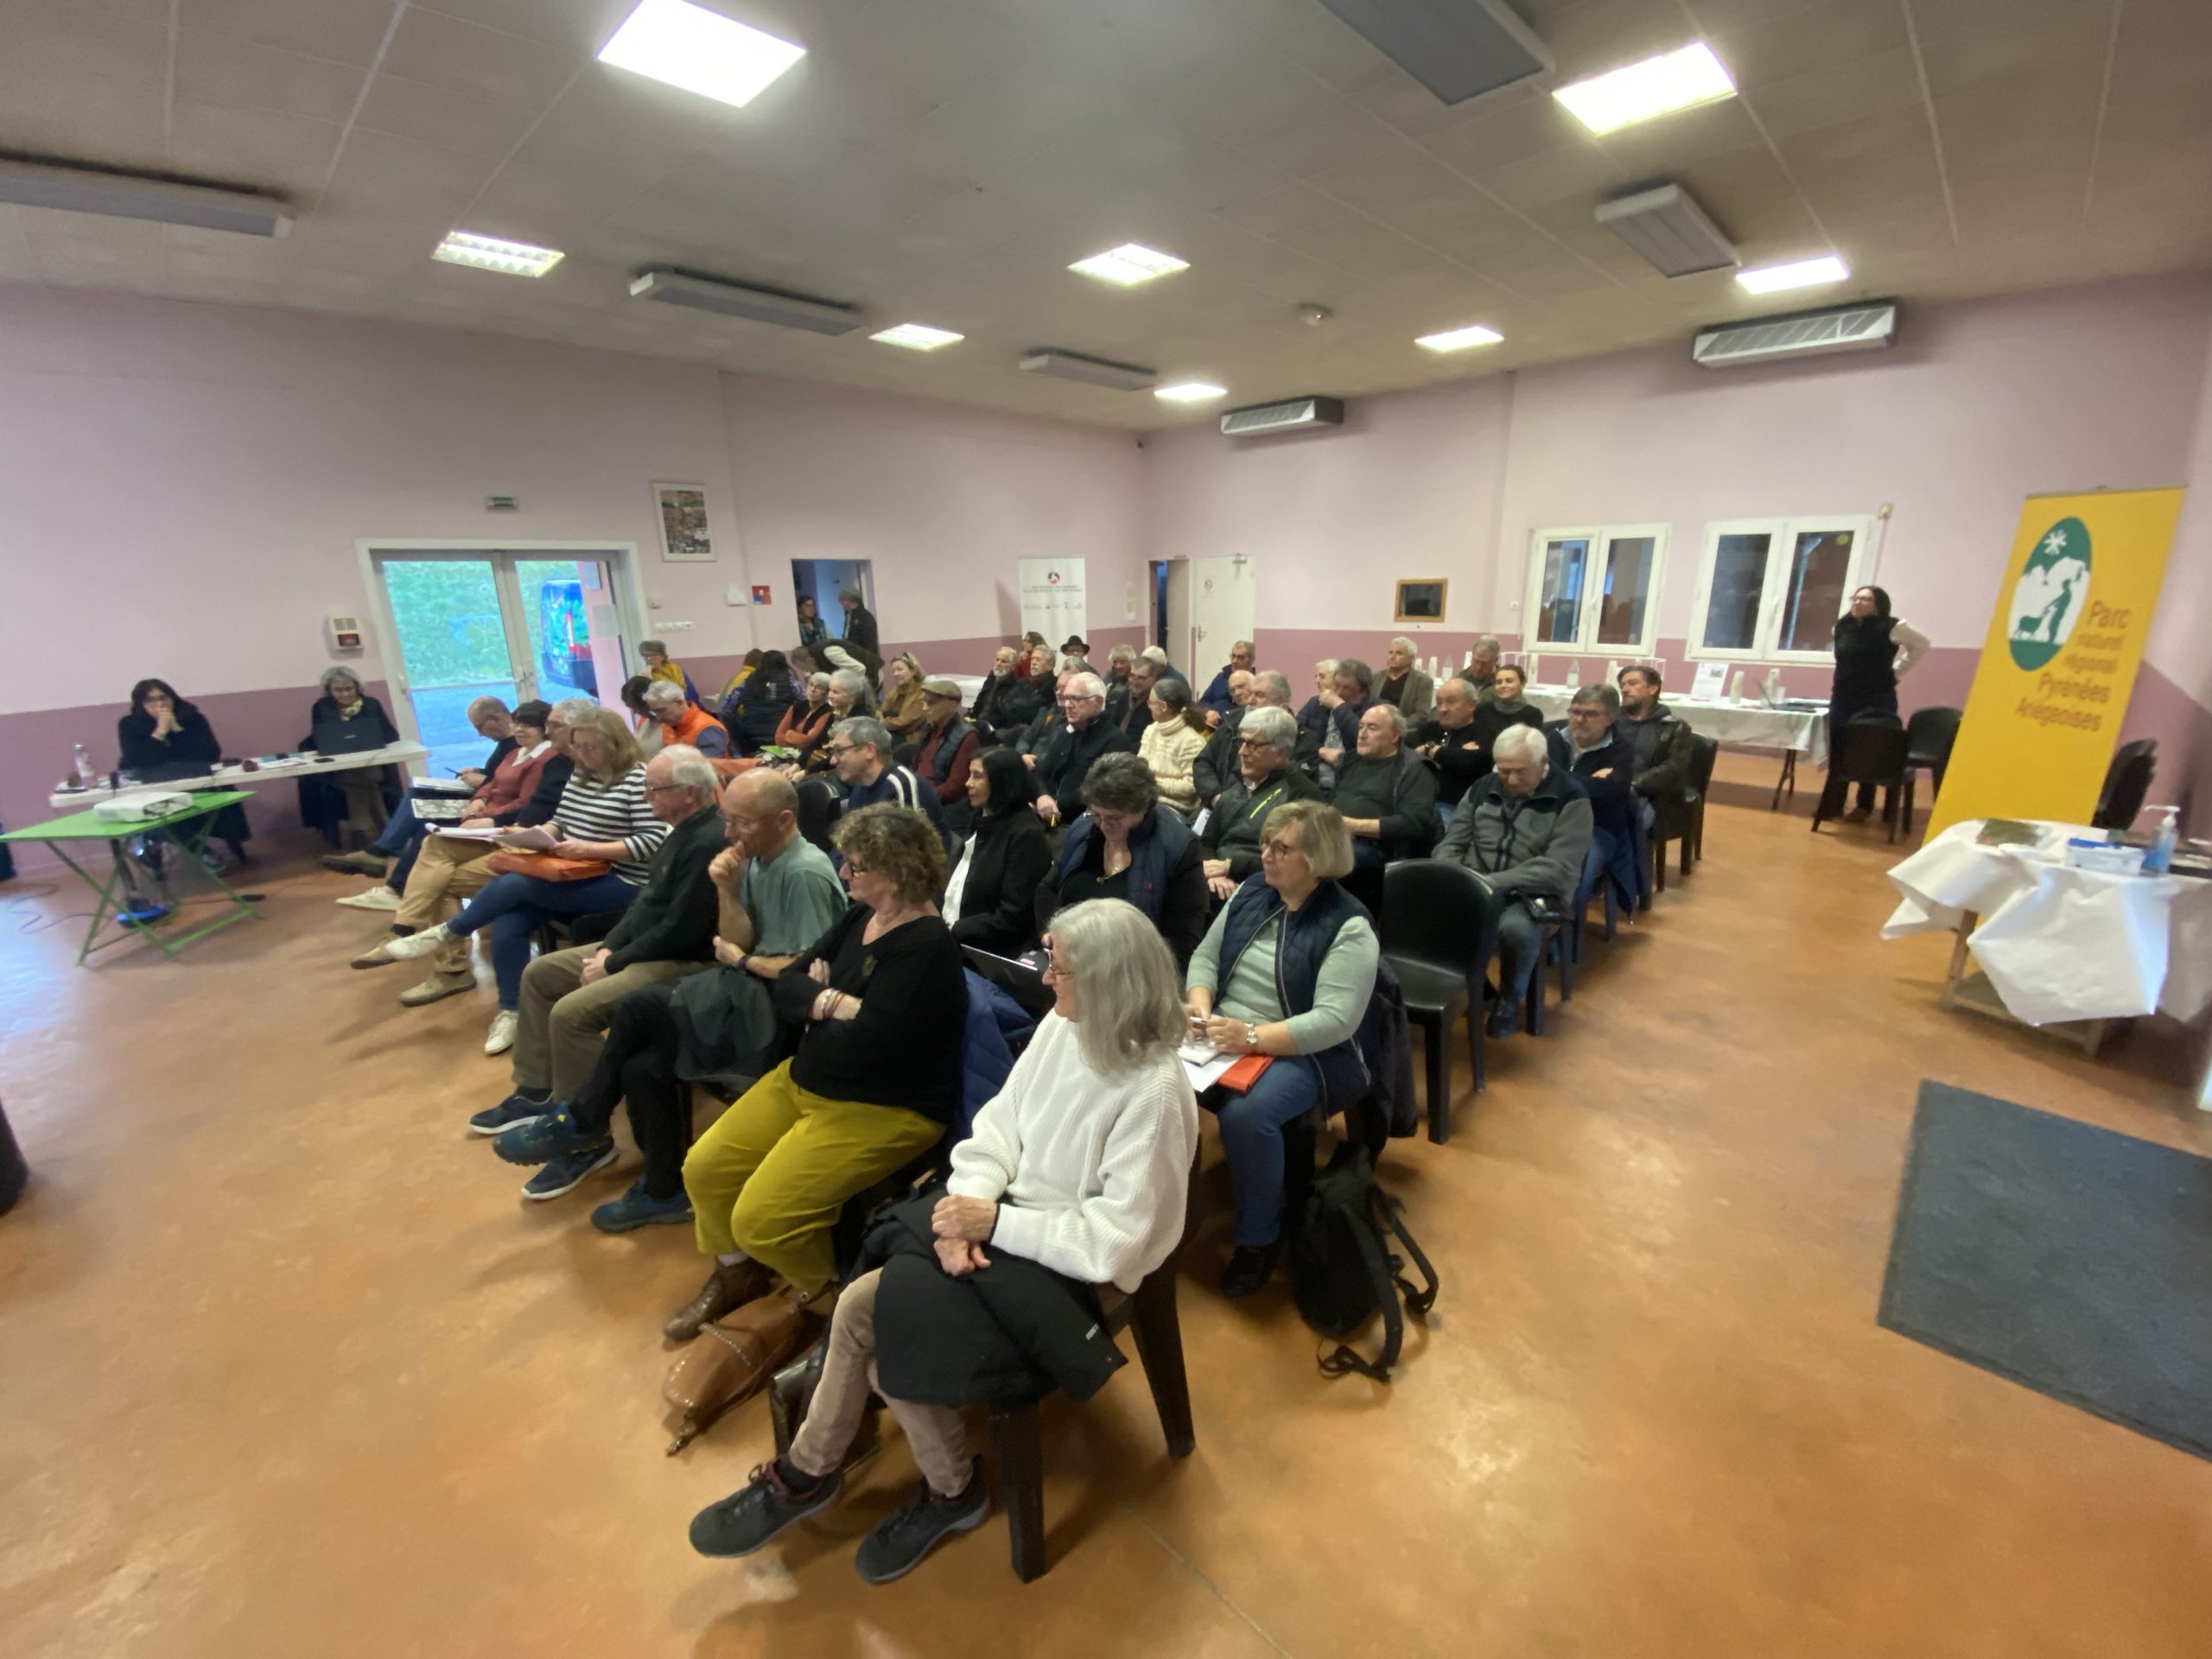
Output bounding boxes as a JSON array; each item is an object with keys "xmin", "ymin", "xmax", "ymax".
[
  {"xmin": 1019, "ymin": 349, "xmax": 1158, "ymax": 391},
  {"xmin": 1314, "ymin": 0, "xmax": 1552, "ymax": 105},
  {"xmin": 1595, "ymin": 183, "xmax": 1735, "ymax": 277},
  {"xmin": 628, "ymin": 268, "xmax": 864, "ymax": 335},
  {"xmin": 1221, "ymin": 396, "xmax": 1346, "ymax": 437},
  {"xmin": 1693, "ymin": 302, "xmax": 1898, "ymax": 369}
]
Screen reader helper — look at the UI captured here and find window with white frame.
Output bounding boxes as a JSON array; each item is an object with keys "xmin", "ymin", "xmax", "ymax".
[
  {"xmin": 1687, "ymin": 517, "xmax": 1875, "ymax": 663},
  {"xmin": 1522, "ymin": 524, "xmax": 1669, "ymax": 656}
]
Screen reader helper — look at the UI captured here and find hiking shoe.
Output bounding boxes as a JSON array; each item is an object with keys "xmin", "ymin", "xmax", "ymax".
[
  {"xmin": 337, "ymin": 886, "xmax": 402, "ymax": 912},
  {"xmin": 384, "ymin": 924, "xmax": 454, "ymax": 961},
  {"xmin": 690, "ymin": 1460, "xmax": 844, "ymax": 1558},
  {"xmin": 468, "ymin": 1093, "xmax": 551, "ymax": 1137},
  {"xmin": 483, "ymin": 1009, "xmax": 518, "ymax": 1056},
  {"xmin": 1485, "ymin": 1000, "xmax": 1520, "ymax": 1040},
  {"xmin": 1219, "ymin": 1241, "xmax": 1280, "ymax": 1300},
  {"xmin": 519, "ymin": 1142, "xmax": 617, "ymax": 1200},
  {"xmin": 591, "ymin": 1180, "xmax": 694, "ymax": 1233},
  {"xmin": 495, "ymin": 1108, "xmax": 601, "ymax": 1166},
  {"xmin": 397, "ymin": 970, "xmax": 475, "ymax": 1007},
  {"xmin": 853, "ymin": 1464, "xmax": 988, "ymax": 1585},
  {"xmin": 664, "ymin": 1261, "xmax": 774, "ymax": 1342}
]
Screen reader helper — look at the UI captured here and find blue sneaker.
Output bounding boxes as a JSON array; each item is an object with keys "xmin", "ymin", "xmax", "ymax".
[
  {"xmin": 467, "ymin": 1092, "xmax": 551, "ymax": 1137},
  {"xmin": 494, "ymin": 1107, "xmax": 605, "ymax": 1165},
  {"xmin": 519, "ymin": 1143, "xmax": 617, "ymax": 1201},
  {"xmin": 590, "ymin": 1180, "xmax": 694, "ymax": 1234}
]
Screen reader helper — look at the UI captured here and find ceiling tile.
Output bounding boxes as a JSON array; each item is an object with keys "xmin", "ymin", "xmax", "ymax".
[
  {"xmin": 809, "ymin": 0, "xmax": 1031, "ymax": 105},
  {"xmin": 1949, "ymin": 171, "xmax": 2092, "ymax": 245},
  {"xmin": 412, "ymin": 0, "xmax": 639, "ymax": 54},
  {"xmin": 1916, "ymin": 9, "xmax": 2116, "ymax": 98},
  {"xmin": 1265, "ymin": 9, "xmax": 1394, "ymax": 94},
  {"xmin": 1476, "ymin": 143, "xmax": 1632, "ymax": 213},
  {"xmin": 378, "ymin": 8, "xmax": 584, "ymax": 108},
  {"xmin": 1241, "ymin": 98, "xmax": 1403, "ymax": 179},
  {"xmin": 507, "ymin": 70, "xmax": 735, "ymax": 194},
  {"xmin": 1592, "ymin": 96, "xmax": 1769, "ymax": 178},
  {"xmin": 353, "ymin": 74, "xmax": 542, "ymax": 162},
  {"xmin": 172, "ymin": 30, "xmax": 372, "ymax": 125},
  {"xmin": 167, "ymin": 100, "xmax": 346, "ymax": 193},
  {"xmin": 1212, "ymin": 181, "xmax": 1349, "ymax": 240},
  {"xmin": 1421, "ymin": 92, "xmax": 1593, "ymax": 174},
  {"xmin": 0, "ymin": 55, "xmax": 168, "ymax": 163},
  {"xmin": 1929, "ymin": 67, "xmax": 2102, "ymax": 189},
  {"xmin": 0, "ymin": 5, "xmax": 170, "ymax": 92},
  {"xmin": 1739, "ymin": 48, "xmax": 1923, "ymax": 141},
  {"xmin": 1541, "ymin": 0, "xmax": 1713, "ymax": 82},
  {"xmin": 181, "ymin": 0, "xmax": 405, "ymax": 67},
  {"xmin": 1708, "ymin": 0, "xmax": 1912, "ymax": 91},
  {"xmin": 1148, "ymin": 50, "xmax": 1325, "ymax": 144}
]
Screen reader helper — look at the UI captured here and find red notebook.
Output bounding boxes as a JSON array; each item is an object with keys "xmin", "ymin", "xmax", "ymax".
[{"xmin": 1217, "ymin": 1053, "xmax": 1274, "ymax": 1092}]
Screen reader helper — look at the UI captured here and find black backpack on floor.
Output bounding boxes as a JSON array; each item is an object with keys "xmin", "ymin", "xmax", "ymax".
[{"xmin": 1289, "ymin": 1142, "xmax": 1439, "ymax": 1382}]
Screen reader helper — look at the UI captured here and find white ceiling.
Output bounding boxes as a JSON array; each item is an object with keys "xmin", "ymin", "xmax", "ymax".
[{"xmin": 2, "ymin": 0, "xmax": 2209, "ymax": 429}]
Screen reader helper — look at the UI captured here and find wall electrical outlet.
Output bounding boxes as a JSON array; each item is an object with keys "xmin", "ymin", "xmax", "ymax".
[{"xmin": 658, "ymin": 620, "xmax": 694, "ymax": 631}]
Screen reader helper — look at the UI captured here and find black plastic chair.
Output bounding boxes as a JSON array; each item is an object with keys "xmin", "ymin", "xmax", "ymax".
[
  {"xmin": 1685, "ymin": 735, "xmax": 1719, "ymax": 865},
  {"xmin": 1904, "ymin": 707, "xmax": 1961, "ymax": 794},
  {"xmin": 2092, "ymin": 739, "xmax": 2157, "ymax": 831},
  {"xmin": 1377, "ymin": 860, "xmax": 1491, "ymax": 1142},
  {"xmin": 1812, "ymin": 720, "xmax": 1912, "ymax": 842},
  {"xmin": 1564, "ymin": 837, "xmax": 1607, "ymax": 988}
]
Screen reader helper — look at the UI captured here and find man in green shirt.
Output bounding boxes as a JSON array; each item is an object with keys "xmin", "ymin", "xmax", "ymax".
[{"xmin": 474, "ymin": 770, "xmax": 848, "ymax": 1230}]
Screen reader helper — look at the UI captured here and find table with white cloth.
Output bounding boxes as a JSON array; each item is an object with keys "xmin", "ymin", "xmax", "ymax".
[
  {"xmin": 48, "ymin": 742, "xmax": 430, "ymax": 811},
  {"xmin": 1522, "ymin": 685, "xmax": 1827, "ymax": 807},
  {"xmin": 1882, "ymin": 817, "xmax": 2212, "ymax": 1058}
]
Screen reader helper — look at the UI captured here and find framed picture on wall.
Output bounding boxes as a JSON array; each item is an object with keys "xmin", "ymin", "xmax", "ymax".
[
  {"xmin": 1394, "ymin": 578, "xmax": 1447, "ymax": 622},
  {"xmin": 652, "ymin": 481, "xmax": 715, "ymax": 563}
]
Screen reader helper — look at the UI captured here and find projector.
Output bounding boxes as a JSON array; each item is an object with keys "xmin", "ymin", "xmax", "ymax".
[{"xmin": 92, "ymin": 790, "xmax": 194, "ymax": 824}]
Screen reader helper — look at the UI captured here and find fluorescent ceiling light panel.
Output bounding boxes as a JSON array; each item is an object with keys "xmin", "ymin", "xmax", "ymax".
[
  {"xmin": 597, "ymin": 0, "xmax": 805, "ymax": 109},
  {"xmin": 1020, "ymin": 350, "xmax": 1159, "ymax": 391},
  {"xmin": 870, "ymin": 323, "xmax": 963, "ymax": 351},
  {"xmin": 433, "ymin": 230, "xmax": 564, "ymax": 277},
  {"xmin": 1416, "ymin": 324, "xmax": 1503, "ymax": 352},
  {"xmin": 1154, "ymin": 381, "xmax": 1227, "ymax": 403},
  {"xmin": 1553, "ymin": 42, "xmax": 1735, "ymax": 134},
  {"xmin": 1736, "ymin": 254, "xmax": 1851, "ymax": 295},
  {"xmin": 0, "ymin": 156, "xmax": 292, "ymax": 236},
  {"xmin": 1069, "ymin": 243, "xmax": 1189, "ymax": 285},
  {"xmin": 629, "ymin": 269, "xmax": 865, "ymax": 334}
]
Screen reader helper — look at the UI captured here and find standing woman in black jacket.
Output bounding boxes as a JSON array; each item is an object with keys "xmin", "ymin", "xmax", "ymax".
[
  {"xmin": 117, "ymin": 678, "xmax": 252, "ymax": 861},
  {"xmin": 1827, "ymin": 585, "xmax": 1931, "ymax": 820},
  {"xmin": 948, "ymin": 747, "xmax": 1049, "ymax": 957}
]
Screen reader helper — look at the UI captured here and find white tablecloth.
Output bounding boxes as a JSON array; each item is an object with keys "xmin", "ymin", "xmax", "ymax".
[
  {"xmin": 1522, "ymin": 686, "xmax": 1827, "ymax": 766},
  {"xmin": 1882, "ymin": 819, "xmax": 2212, "ymax": 1026},
  {"xmin": 48, "ymin": 742, "xmax": 430, "ymax": 810}
]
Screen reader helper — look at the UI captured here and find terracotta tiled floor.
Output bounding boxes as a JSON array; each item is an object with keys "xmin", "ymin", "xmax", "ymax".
[{"xmin": 3, "ymin": 760, "xmax": 2209, "ymax": 1657}]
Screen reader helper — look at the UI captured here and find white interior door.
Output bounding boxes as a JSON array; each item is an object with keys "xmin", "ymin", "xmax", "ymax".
[
  {"xmin": 1162, "ymin": 559, "xmax": 1194, "ymax": 675},
  {"xmin": 1190, "ymin": 555, "xmax": 1256, "ymax": 679}
]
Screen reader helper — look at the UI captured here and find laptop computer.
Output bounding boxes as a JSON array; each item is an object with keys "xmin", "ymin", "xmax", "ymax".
[{"xmin": 312, "ymin": 721, "xmax": 386, "ymax": 757}]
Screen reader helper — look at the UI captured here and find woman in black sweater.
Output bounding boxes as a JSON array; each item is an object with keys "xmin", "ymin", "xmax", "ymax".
[
  {"xmin": 117, "ymin": 678, "xmax": 251, "ymax": 860},
  {"xmin": 665, "ymin": 803, "xmax": 967, "ymax": 1345},
  {"xmin": 298, "ymin": 665, "xmax": 403, "ymax": 848},
  {"xmin": 949, "ymin": 747, "xmax": 1050, "ymax": 957}
]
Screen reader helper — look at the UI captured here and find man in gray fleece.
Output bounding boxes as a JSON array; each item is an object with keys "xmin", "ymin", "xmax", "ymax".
[{"xmin": 1435, "ymin": 724, "xmax": 1593, "ymax": 1040}]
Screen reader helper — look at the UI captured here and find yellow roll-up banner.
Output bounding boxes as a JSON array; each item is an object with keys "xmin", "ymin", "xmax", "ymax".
[{"xmin": 1926, "ymin": 486, "xmax": 2183, "ymax": 837}]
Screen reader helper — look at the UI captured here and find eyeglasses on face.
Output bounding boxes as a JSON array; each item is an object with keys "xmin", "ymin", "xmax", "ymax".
[{"xmin": 1260, "ymin": 836, "xmax": 1305, "ymax": 858}]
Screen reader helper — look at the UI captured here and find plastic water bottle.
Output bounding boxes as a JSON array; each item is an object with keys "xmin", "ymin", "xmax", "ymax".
[
  {"xmin": 2143, "ymin": 806, "xmax": 2180, "ymax": 874},
  {"xmin": 1763, "ymin": 667, "xmax": 1783, "ymax": 703},
  {"xmin": 73, "ymin": 743, "xmax": 96, "ymax": 788},
  {"xmin": 1729, "ymin": 671, "xmax": 1746, "ymax": 702}
]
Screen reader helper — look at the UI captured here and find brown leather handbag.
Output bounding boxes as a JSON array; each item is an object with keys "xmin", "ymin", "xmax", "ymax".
[
  {"xmin": 485, "ymin": 849, "xmax": 612, "ymax": 883},
  {"xmin": 662, "ymin": 1289, "xmax": 821, "ymax": 1453}
]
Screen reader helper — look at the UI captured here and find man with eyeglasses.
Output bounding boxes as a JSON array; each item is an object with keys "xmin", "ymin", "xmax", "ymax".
[
  {"xmin": 1543, "ymin": 683, "xmax": 1640, "ymax": 889},
  {"xmin": 828, "ymin": 715, "xmax": 950, "ymax": 848},
  {"xmin": 1198, "ymin": 704, "xmax": 1318, "ymax": 900},
  {"xmin": 1033, "ymin": 671, "xmax": 1136, "ymax": 827},
  {"xmin": 1191, "ymin": 667, "xmax": 1262, "ymax": 807}
]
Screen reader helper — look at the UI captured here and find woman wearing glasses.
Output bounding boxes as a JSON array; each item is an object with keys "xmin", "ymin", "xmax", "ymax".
[{"xmin": 688, "ymin": 898, "xmax": 1197, "ymax": 1585}]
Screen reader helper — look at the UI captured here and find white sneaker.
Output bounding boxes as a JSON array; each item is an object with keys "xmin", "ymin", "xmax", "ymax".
[
  {"xmin": 385, "ymin": 924, "xmax": 454, "ymax": 960},
  {"xmin": 337, "ymin": 887, "xmax": 403, "ymax": 912},
  {"xmin": 484, "ymin": 1009, "xmax": 518, "ymax": 1056}
]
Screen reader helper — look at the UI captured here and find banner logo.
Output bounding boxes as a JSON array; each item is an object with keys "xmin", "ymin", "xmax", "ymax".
[{"xmin": 2006, "ymin": 517, "xmax": 2089, "ymax": 670}]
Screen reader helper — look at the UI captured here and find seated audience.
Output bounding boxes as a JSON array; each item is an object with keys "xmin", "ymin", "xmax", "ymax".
[
  {"xmin": 1616, "ymin": 664, "xmax": 1694, "ymax": 823},
  {"xmin": 717, "ymin": 649, "xmax": 765, "ymax": 710},
  {"xmin": 771, "ymin": 671, "xmax": 835, "ymax": 760},
  {"xmin": 1015, "ymin": 637, "xmax": 1051, "ymax": 680},
  {"xmin": 301, "ymin": 665, "xmax": 402, "ymax": 849},
  {"xmin": 1198, "ymin": 639, "xmax": 1257, "ymax": 720},
  {"xmin": 729, "ymin": 650, "xmax": 800, "ymax": 753},
  {"xmin": 787, "ymin": 669, "xmax": 876, "ymax": 778},
  {"xmin": 946, "ymin": 748, "xmax": 1050, "ymax": 957},
  {"xmin": 1376, "ymin": 637, "xmax": 1436, "ymax": 721},
  {"xmin": 1327, "ymin": 702, "xmax": 1439, "ymax": 867},
  {"xmin": 622, "ymin": 676, "xmax": 664, "ymax": 755},
  {"xmin": 1409, "ymin": 668, "xmax": 1543, "ymax": 829},
  {"xmin": 1102, "ymin": 642, "xmax": 1136, "ymax": 699},
  {"xmin": 325, "ymin": 696, "xmax": 514, "ymax": 887},
  {"xmin": 372, "ymin": 709, "xmax": 667, "ymax": 1055},
  {"xmin": 1138, "ymin": 677, "xmax": 1212, "ymax": 814},
  {"xmin": 117, "ymin": 677, "xmax": 251, "ymax": 863},
  {"xmin": 912, "ymin": 677, "xmax": 981, "ymax": 819},
  {"xmin": 823, "ymin": 716, "xmax": 950, "ymax": 846},
  {"xmin": 1185, "ymin": 800, "xmax": 1380, "ymax": 1297},
  {"xmin": 687, "ymin": 898, "xmax": 1196, "ymax": 1583},
  {"xmin": 1435, "ymin": 726, "xmax": 1592, "ymax": 1041},
  {"xmin": 1545, "ymin": 683, "xmax": 1641, "ymax": 898},
  {"xmin": 641, "ymin": 637, "xmax": 702, "ymax": 705},
  {"xmin": 1106, "ymin": 652, "xmax": 1160, "ymax": 741},
  {"xmin": 1033, "ymin": 671, "xmax": 1136, "ymax": 827},
  {"xmin": 881, "ymin": 653, "xmax": 928, "ymax": 742},
  {"xmin": 1011, "ymin": 670, "xmax": 1066, "ymax": 759},
  {"xmin": 664, "ymin": 804, "xmax": 964, "ymax": 1344},
  {"xmin": 481, "ymin": 769, "xmax": 849, "ymax": 1225},
  {"xmin": 1317, "ymin": 657, "xmax": 1377, "ymax": 772},
  {"xmin": 1037, "ymin": 752, "xmax": 1209, "ymax": 967},
  {"xmin": 1294, "ymin": 658, "xmax": 1338, "ymax": 771},
  {"xmin": 1141, "ymin": 645, "xmax": 1190, "ymax": 691},
  {"xmin": 969, "ymin": 646, "xmax": 1038, "ymax": 740},
  {"xmin": 1193, "ymin": 669, "xmax": 1282, "ymax": 806},
  {"xmin": 1462, "ymin": 633, "xmax": 1503, "ymax": 701},
  {"xmin": 1200, "ymin": 705, "xmax": 1319, "ymax": 899},
  {"xmin": 646, "ymin": 678, "xmax": 730, "ymax": 758}
]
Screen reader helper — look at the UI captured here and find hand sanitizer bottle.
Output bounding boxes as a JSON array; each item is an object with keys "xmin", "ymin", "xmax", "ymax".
[{"xmin": 2143, "ymin": 806, "xmax": 2180, "ymax": 874}]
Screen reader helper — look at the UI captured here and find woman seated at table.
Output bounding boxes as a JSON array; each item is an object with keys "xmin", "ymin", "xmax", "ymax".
[
  {"xmin": 662, "ymin": 804, "xmax": 965, "ymax": 1351},
  {"xmin": 880, "ymin": 653, "xmax": 928, "ymax": 743},
  {"xmin": 771, "ymin": 671, "xmax": 836, "ymax": 761},
  {"xmin": 116, "ymin": 677, "xmax": 252, "ymax": 864},
  {"xmin": 300, "ymin": 666, "xmax": 402, "ymax": 849},
  {"xmin": 1184, "ymin": 799, "xmax": 1379, "ymax": 1299},
  {"xmin": 688, "ymin": 898, "xmax": 1197, "ymax": 1583},
  {"xmin": 947, "ymin": 747, "xmax": 1050, "ymax": 958},
  {"xmin": 1137, "ymin": 677, "xmax": 1211, "ymax": 815},
  {"xmin": 369, "ymin": 707, "xmax": 664, "ymax": 1055},
  {"xmin": 1036, "ymin": 752, "xmax": 1209, "ymax": 968}
]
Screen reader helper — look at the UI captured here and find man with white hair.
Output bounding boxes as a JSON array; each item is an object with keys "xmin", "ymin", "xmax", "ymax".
[
  {"xmin": 1198, "ymin": 639, "xmax": 1258, "ymax": 720},
  {"xmin": 1462, "ymin": 634, "xmax": 1503, "ymax": 701},
  {"xmin": 645, "ymin": 677, "xmax": 730, "ymax": 758},
  {"xmin": 1191, "ymin": 667, "xmax": 1268, "ymax": 806},
  {"xmin": 480, "ymin": 743, "xmax": 728, "ymax": 1154},
  {"xmin": 1033, "ymin": 670, "xmax": 1135, "ymax": 826},
  {"xmin": 1436, "ymin": 724, "xmax": 1593, "ymax": 1040},
  {"xmin": 1200, "ymin": 703, "xmax": 1319, "ymax": 899},
  {"xmin": 1376, "ymin": 637, "xmax": 1435, "ymax": 722}
]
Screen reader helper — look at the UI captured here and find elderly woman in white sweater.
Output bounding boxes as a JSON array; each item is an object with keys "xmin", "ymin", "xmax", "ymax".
[{"xmin": 688, "ymin": 897, "xmax": 1197, "ymax": 1585}]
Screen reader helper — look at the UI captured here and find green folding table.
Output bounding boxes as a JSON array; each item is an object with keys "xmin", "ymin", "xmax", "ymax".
[{"xmin": 1, "ymin": 791, "xmax": 261, "ymax": 963}]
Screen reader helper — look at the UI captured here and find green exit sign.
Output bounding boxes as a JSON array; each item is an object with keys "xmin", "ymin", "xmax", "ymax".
[{"xmin": 485, "ymin": 494, "xmax": 518, "ymax": 512}]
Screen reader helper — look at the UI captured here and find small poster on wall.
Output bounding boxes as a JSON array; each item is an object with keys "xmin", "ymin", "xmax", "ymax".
[
  {"xmin": 652, "ymin": 481, "xmax": 715, "ymax": 563},
  {"xmin": 1020, "ymin": 556, "xmax": 1086, "ymax": 646}
]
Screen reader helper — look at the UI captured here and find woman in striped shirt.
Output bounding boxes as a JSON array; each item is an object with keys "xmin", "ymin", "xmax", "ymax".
[{"xmin": 390, "ymin": 708, "xmax": 668, "ymax": 1054}]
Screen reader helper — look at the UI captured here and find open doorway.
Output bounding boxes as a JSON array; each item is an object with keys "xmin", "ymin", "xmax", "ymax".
[{"xmin": 791, "ymin": 558, "xmax": 875, "ymax": 658}]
